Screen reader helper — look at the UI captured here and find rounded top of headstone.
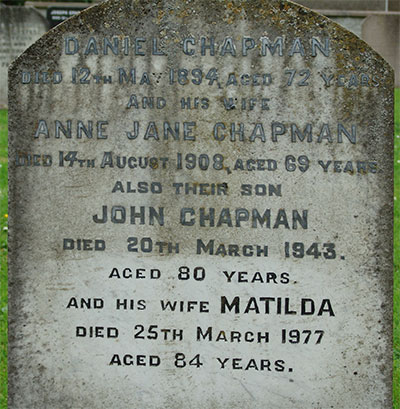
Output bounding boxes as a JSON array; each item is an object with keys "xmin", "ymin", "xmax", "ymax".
[{"xmin": 9, "ymin": 0, "xmax": 394, "ymax": 79}]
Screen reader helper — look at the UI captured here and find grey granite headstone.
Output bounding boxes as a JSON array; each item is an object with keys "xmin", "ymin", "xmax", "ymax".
[
  {"xmin": 8, "ymin": 0, "xmax": 393, "ymax": 408},
  {"xmin": 0, "ymin": 5, "xmax": 49, "ymax": 108}
]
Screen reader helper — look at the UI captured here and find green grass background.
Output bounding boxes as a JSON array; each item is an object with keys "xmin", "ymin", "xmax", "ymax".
[{"xmin": 0, "ymin": 92, "xmax": 399, "ymax": 406}]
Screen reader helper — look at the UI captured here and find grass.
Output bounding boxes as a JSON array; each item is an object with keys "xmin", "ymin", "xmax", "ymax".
[{"xmin": 0, "ymin": 93, "xmax": 399, "ymax": 406}]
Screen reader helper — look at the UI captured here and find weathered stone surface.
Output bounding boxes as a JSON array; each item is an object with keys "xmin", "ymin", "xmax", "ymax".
[
  {"xmin": 8, "ymin": 0, "xmax": 393, "ymax": 408},
  {"xmin": 0, "ymin": 5, "xmax": 49, "ymax": 107}
]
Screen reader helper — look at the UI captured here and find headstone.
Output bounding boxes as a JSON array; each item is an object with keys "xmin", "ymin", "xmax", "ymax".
[
  {"xmin": 362, "ymin": 15, "xmax": 400, "ymax": 86},
  {"xmin": 46, "ymin": 6, "xmax": 87, "ymax": 28},
  {"xmin": 8, "ymin": 0, "xmax": 394, "ymax": 408},
  {"xmin": 0, "ymin": 5, "xmax": 49, "ymax": 108},
  {"xmin": 330, "ymin": 16, "xmax": 364, "ymax": 38}
]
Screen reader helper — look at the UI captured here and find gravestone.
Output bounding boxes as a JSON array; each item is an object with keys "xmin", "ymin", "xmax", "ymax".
[
  {"xmin": 47, "ymin": 6, "xmax": 87, "ymax": 28},
  {"xmin": 363, "ymin": 14, "xmax": 400, "ymax": 86},
  {"xmin": 8, "ymin": 0, "xmax": 393, "ymax": 408},
  {"xmin": 0, "ymin": 5, "xmax": 49, "ymax": 107}
]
